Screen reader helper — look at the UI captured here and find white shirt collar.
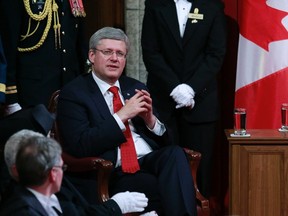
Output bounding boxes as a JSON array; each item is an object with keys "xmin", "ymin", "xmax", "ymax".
[
  {"xmin": 91, "ymin": 72, "xmax": 120, "ymax": 95},
  {"xmin": 27, "ymin": 188, "xmax": 62, "ymax": 215},
  {"xmin": 174, "ymin": 0, "xmax": 190, "ymax": 3}
]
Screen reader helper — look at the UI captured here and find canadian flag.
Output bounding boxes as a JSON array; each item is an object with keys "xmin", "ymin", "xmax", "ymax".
[{"xmin": 235, "ymin": 0, "xmax": 288, "ymax": 129}]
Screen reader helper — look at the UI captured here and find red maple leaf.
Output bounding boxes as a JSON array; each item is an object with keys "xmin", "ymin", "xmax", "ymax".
[{"xmin": 239, "ymin": 0, "xmax": 288, "ymax": 51}]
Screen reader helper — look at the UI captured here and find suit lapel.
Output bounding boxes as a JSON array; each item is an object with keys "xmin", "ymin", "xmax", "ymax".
[
  {"xmin": 119, "ymin": 83, "xmax": 135, "ymax": 101},
  {"xmin": 85, "ymin": 73, "xmax": 112, "ymax": 118},
  {"xmin": 182, "ymin": 0, "xmax": 205, "ymax": 46},
  {"xmin": 118, "ymin": 75, "xmax": 143, "ymax": 100},
  {"xmin": 160, "ymin": 1, "xmax": 183, "ymax": 49},
  {"xmin": 23, "ymin": 189, "xmax": 49, "ymax": 216}
]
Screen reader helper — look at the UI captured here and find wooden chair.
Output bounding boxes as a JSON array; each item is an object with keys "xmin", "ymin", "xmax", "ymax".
[{"xmin": 48, "ymin": 90, "xmax": 210, "ymax": 216}]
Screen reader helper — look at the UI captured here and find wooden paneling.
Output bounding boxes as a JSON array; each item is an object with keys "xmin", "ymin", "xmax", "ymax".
[
  {"xmin": 226, "ymin": 129, "xmax": 288, "ymax": 216},
  {"xmin": 83, "ymin": 0, "xmax": 125, "ymax": 42}
]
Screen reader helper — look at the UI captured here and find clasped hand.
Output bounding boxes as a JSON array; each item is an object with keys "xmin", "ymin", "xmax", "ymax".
[
  {"xmin": 170, "ymin": 84, "xmax": 195, "ymax": 109},
  {"xmin": 117, "ymin": 89, "xmax": 156, "ymax": 129}
]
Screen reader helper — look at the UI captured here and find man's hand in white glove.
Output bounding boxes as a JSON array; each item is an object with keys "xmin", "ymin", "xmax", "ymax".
[
  {"xmin": 170, "ymin": 84, "xmax": 195, "ymax": 109},
  {"xmin": 111, "ymin": 191, "xmax": 148, "ymax": 214},
  {"xmin": 175, "ymin": 97, "xmax": 195, "ymax": 109},
  {"xmin": 5, "ymin": 103, "xmax": 22, "ymax": 116}
]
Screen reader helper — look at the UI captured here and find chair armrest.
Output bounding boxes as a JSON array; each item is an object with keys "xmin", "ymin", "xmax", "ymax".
[
  {"xmin": 62, "ymin": 152, "xmax": 113, "ymax": 172},
  {"xmin": 62, "ymin": 152, "xmax": 113, "ymax": 202},
  {"xmin": 184, "ymin": 148, "xmax": 210, "ymax": 216}
]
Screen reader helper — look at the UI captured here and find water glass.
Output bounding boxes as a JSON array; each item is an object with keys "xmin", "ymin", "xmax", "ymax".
[
  {"xmin": 281, "ymin": 103, "xmax": 288, "ymax": 131},
  {"xmin": 234, "ymin": 108, "xmax": 246, "ymax": 135}
]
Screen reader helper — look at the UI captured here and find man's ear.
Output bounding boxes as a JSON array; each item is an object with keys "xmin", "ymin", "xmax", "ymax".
[
  {"xmin": 11, "ymin": 164, "xmax": 19, "ymax": 180},
  {"xmin": 88, "ymin": 50, "xmax": 95, "ymax": 64},
  {"xmin": 49, "ymin": 169, "xmax": 57, "ymax": 182}
]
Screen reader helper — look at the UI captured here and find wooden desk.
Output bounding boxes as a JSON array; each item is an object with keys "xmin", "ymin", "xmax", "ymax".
[{"xmin": 225, "ymin": 129, "xmax": 288, "ymax": 216}]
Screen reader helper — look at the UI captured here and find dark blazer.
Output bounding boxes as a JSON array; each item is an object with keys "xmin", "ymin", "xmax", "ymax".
[
  {"xmin": 56, "ymin": 73, "xmax": 197, "ymax": 215},
  {"xmin": 57, "ymin": 73, "xmax": 169, "ymax": 163},
  {"xmin": 0, "ymin": 180, "xmax": 122, "ymax": 216},
  {"xmin": 141, "ymin": 0, "xmax": 227, "ymax": 122},
  {"xmin": 0, "ymin": 0, "xmax": 87, "ymax": 107}
]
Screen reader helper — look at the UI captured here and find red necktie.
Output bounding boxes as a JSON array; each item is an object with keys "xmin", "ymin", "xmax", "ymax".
[{"xmin": 109, "ymin": 86, "xmax": 140, "ymax": 173}]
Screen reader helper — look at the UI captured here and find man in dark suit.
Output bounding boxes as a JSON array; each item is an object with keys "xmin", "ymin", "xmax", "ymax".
[
  {"xmin": 0, "ymin": 0, "xmax": 87, "ymax": 113},
  {"xmin": 141, "ymin": 0, "xmax": 227, "ymax": 198},
  {"xmin": 0, "ymin": 104, "xmax": 54, "ymax": 196},
  {"xmin": 0, "ymin": 135, "xmax": 119, "ymax": 216},
  {"xmin": 57, "ymin": 27, "xmax": 197, "ymax": 216},
  {"xmin": 0, "ymin": 132, "xmax": 148, "ymax": 216}
]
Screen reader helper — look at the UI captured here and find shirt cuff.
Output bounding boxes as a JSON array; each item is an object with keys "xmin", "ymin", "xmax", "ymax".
[
  {"xmin": 113, "ymin": 113, "xmax": 126, "ymax": 131},
  {"xmin": 148, "ymin": 118, "xmax": 166, "ymax": 136}
]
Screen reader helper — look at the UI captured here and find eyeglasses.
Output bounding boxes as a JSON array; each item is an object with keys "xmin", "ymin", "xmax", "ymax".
[
  {"xmin": 93, "ymin": 48, "xmax": 127, "ymax": 59},
  {"xmin": 54, "ymin": 164, "xmax": 68, "ymax": 172}
]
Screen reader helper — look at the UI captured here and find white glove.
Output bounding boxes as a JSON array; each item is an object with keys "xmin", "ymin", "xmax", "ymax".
[
  {"xmin": 5, "ymin": 103, "xmax": 22, "ymax": 115},
  {"xmin": 175, "ymin": 97, "xmax": 195, "ymax": 109},
  {"xmin": 170, "ymin": 84, "xmax": 195, "ymax": 109},
  {"xmin": 140, "ymin": 211, "xmax": 158, "ymax": 216},
  {"xmin": 111, "ymin": 191, "xmax": 148, "ymax": 214}
]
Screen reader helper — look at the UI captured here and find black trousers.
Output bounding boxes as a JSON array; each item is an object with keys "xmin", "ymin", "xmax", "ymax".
[
  {"xmin": 165, "ymin": 110, "xmax": 217, "ymax": 198},
  {"xmin": 109, "ymin": 145, "xmax": 197, "ymax": 216}
]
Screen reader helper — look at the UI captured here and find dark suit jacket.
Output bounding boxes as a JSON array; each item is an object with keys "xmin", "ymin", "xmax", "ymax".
[
  {"xmin": 57, "ymin": 73, "xmax": 169, "ymax": 163},
  {"xmin": 0, "ymin": 178, "xmax": 122, "ymax": 216},
  {"xmin": 141, "ymin": 0, "xmax": 227, "ymax": 123}
]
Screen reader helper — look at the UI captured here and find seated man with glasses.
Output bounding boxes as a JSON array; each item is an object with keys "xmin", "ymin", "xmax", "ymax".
[
  {"xmin": 0, "ymin": 130, "xmax": 148, "ymax": 216},
  {"xmin": 57, "ymin": 27, "xmax": 197, "ymax": 216}
]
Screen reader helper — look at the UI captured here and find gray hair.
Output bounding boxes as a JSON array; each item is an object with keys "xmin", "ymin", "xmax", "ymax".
[
  {"xmin": 4, "ymin": 129, "xmax": 44, "ymax": 177},
  {"xmin": 89, "ymin": 27, "xmax": 130, "ymax": 52},
  {"xmin": 16, "ymin": 136, "xmax": 62, "ymax": 187}
]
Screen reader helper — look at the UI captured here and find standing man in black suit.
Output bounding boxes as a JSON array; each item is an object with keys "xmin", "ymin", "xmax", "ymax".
[
  {"xmin": 0, "ymin": 0, "xmax": 88, "ymax": 114},
  {"xmin": 141, "ymin": 0, "xmax": 227, "ymax": 198},
  {"xmin": 57, "ymin": 27, "xmax": 197, "ymax": 216}
]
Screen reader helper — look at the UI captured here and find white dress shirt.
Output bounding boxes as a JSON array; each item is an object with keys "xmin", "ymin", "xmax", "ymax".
[
  {"xmin": 92, "ymin": 73, "xmax": 166, "ymax": 167},
  {"xmin": 28, "ymin": 188, "xmax": 62, "ymax": 216},
  {"xmin": 174, "ymin": 0, "xmax": 192, "ymax": 37}
]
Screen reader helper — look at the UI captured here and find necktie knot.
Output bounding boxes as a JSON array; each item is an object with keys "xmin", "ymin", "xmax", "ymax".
[
  {"xmin": 109, "ymin": 86, "xmax": 119, "ymax": 96},
  {"xmin": 109, "ymin": 86, "xmax": 122, "ymax": 113}
]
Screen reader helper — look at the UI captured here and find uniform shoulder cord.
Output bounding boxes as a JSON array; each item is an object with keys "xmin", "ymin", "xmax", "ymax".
[{"xmin": 18, "ymin": 0, "xmax": 61, "ymax": 52}]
